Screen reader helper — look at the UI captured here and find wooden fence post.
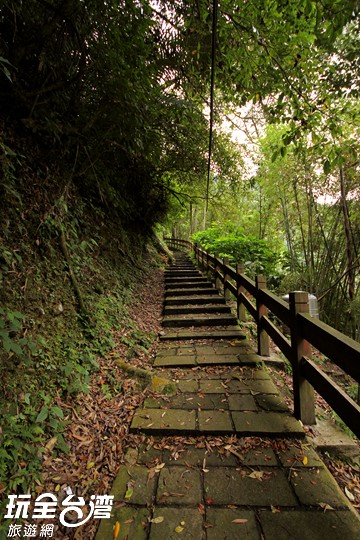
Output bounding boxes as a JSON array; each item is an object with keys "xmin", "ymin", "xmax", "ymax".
[
  {"xmin": 236, "ymin": 263, "xmax": 246, "ymax": 321},
  {"xmin": 215, "ymin": 253, "xmax": 221, "ymax": 290},
  {"xmin": 289, "ymin": 291, "xmax": 316, "ymax": 425},
  {"xmin": 256, "ymin": 275, "xmax": 270, "ymax": 356},
  {"xmin": 223, "ymin": 257, "xmax": 230, "ymax": 300},
  {"xmin": 206, "ymin": 250, "xmax": 210, "ymax": 273}
]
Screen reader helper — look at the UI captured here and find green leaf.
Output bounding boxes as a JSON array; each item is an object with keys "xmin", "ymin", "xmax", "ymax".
[
  {"xmin": 35, "ymin": 406, "xmax": 49, "ymax": 423},
  {"xmin": 323, "ymin": 160, "xmax": 331, "ymax": 174},
  {"xmin": 125, "ymin": 487, "xmax": 134, "ymax": 499},
  {"xmin": 2, "ymin": 336, "xmax": 11, "ymax": 351},
  {"xmin": 50, "ymin": 406, "xmax": 64, "ymax": 419},
  {"xmin": 9, "ymin": 341, "xmax": 23, "ymax": 355}
]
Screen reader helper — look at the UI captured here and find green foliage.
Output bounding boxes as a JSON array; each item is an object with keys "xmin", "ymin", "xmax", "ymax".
[
  {"xmin": 0, "ymin": 308, "xmax": 30, "ymax": 358},
  {"xmin": 0, "ymin": 209, "xmax": 157, "ymax": 497},
  {"xmin": 193, "ymin": 223, "xmax": 280, "ymax": 278}
]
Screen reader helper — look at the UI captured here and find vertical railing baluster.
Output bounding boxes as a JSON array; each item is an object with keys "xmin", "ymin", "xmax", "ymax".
[
  {"xmin": 223, "ymin": 257, "xmax": 230, "ymax": 300},
  {"xmin": 289, "ymin": 292, "xmax": 316, "ymax": 425},
  {"xmin": 236, "ymin": 263, "xmax": 246, "ymax": 321},
  {"xmin": 256, "ymin": 275, "xmax": 270, "ymax": 356}
]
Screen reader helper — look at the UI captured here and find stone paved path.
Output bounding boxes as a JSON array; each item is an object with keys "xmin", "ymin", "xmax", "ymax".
[{"xmin": 96, "ymin": 253, "xmax": 360, "ymax": 539}]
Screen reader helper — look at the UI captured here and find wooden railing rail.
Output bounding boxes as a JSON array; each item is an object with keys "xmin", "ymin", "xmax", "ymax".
[{"xmin": 164, "ymin": 237, "xmax": 360, "ymax": 437}]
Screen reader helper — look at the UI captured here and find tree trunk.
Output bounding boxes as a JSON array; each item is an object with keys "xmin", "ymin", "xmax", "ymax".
[{"xmin": 339, "ymin": 167, "xmax": 355, "ymax": 302}]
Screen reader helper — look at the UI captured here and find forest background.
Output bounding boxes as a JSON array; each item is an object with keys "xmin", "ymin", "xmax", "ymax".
[{"xmin": 0, "ymin": 0, "xmax": 359, "ymax": 507}]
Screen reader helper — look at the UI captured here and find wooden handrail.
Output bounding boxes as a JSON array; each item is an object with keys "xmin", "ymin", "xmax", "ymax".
[{"xmin": 164, "ymin": 237, "xmax": 360, "ymax": 437}]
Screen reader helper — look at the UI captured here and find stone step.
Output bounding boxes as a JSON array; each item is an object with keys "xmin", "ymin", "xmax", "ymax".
[
  {"xmin": 164, "ymin": 295, "xmax": 226, "ymax": 306},
  {"xmin": 165, "ymin": 288, "xmax": 218, "ymax": 297},
  {"xmin": 130, "ymin": 408, "xmax": 305, "ymax": 437},
  {"xmin": 164, "ymin": 304, "xmax": 231, "ymax": 315},
  {"xmin": 165, "ymin": 274, "xmax": 206, "ymax": 281},
  {"xmin": 165, "ymin": 281, "xmax": 211, "ymax": 290},
  {"xmin": 162, "ymin": 313, "xmax": 238, "ymax": 328},
  {"xmin": 165, "ymin": 278, "xmax": 209, "ymax": 287},
  {"xmin": 170, "ymin": 263, "xmax": 194, "ymax": 267},
  {"xmin": 165, "ymin": 271, "xmax": 201, "ymax": 277},
  {"xmin": 159, "ymin": 328, "xmax": 246, "ymax": 340}
]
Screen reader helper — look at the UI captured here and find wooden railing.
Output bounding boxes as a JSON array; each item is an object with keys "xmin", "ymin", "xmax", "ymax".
[{"xmin": 165, "ymin": 237, "xmax": 360, "ymax": 438}]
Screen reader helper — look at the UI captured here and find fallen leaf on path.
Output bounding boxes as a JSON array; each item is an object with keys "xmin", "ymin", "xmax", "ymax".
[
  {"xmin": 125, "ymin": 487, "xmax": 133, "ymax": 499},
  {"xmin": 232, "ymin": 519, "xmax": 248, "ymax": 524},
  {"xmin": 151, "ymin": 516, "xmax": 164, "ymax": 524},
  {"xmin": 45, "ymin": 437, "xmax": 58, "ymax": 452},
  {"xmin": 113, "ymin": 521, "xmax": 120, "ymax": 539},
  {"xmin": 249, "ymin": 471, "xmax": 264, "ymax": 480},
  {"xmin": 345, "ymin": 486, "xmax": 355, "ymax": 501},
  {"xmin": 319, "ymin": 503, "xmax": 334, "ymax": 511},
  {"xmin": 198, "ymin": 503, "xmax": 205, "ymax": 515}
]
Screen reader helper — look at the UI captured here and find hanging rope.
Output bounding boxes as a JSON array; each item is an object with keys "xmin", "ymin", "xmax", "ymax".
[{"xmin": 206, "ymin": 0, "xmax": 218, "ymax": 212}]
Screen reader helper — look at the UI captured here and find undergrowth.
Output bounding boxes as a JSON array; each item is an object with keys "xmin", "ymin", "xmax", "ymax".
[{"xmin": 0, "ymin": 163, "xmax": 160, "ymax": 510}]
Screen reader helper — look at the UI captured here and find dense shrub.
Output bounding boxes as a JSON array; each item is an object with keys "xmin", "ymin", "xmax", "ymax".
[{"xmin": 192, "ymin": 224, "xmax": 280, "ymax": 278}]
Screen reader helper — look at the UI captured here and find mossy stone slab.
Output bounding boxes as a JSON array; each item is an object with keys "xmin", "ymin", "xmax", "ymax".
[
  {"xmin": 236, "ymin": 353, "xmax": 260, "ymax": 365},
  {"xmin": 242, "ymin": 379, "xmax": 280, "ymax": 395},
  {"xmin": 156, "ymin": 348, "xmax": 178, "ymax": 357},
  {"xmin": 221, "ymin": 379, "xmax": 251, "ymax": 393},
  {"xmin": 290, "ymin": 467, "xmax": 351, "ymax": 507},
  {"xmin": 198, "ymin": 410, "xmax": 234, "ymax": 433},
  {"xmin": 110, "ymin": 465, "xmax": 156, "ymax": 504},
  {"xmin": 240, "ymin": 447, "xmax": 278, "ymax": 467},
  {"xmin": 161, "ymin": 447, "xmax": 238, "ymax": 468},
  {"xmin": 204, "ymin": 467, "xmax": 297, "ymax": 506},
  {"xmin": 156, "ymin": 466, "xmax": 202, "ymax": 504},
  {"xmin": 240, "ymin": 368, "xmax": 271, "ymax": 380},
  {"xmin": 149, "ymin": 507, "xmax": 204, "ymax": 540},
  {"xmin": 199, "ymin": 380, "xmax": 228, "ymax": 394},
  {"xmin": 144, "ymin": 393, "xmax": 228, "ymax": 411},
  {"xmin": 277, "ymin": 444, "xmax": 324, "ymax": 468},
  {"xmin": 95, "ymin": 507, "xmax": 150, "ymax": 540},
  {"xmin": 177, "ymin": 380, "xmax": 199, "ymax": 393},
  {"xmin": 232, "ymin": 411, "xmax": 305, "ymax": 437},
  {"xmin": 255, "ymin": 394, "xmax": 289, "ymax": 412},
  {"xmin": 197, "ymin": 354, "xmax": 239, "ymax": 365},
  {"xmin": 228, "ymin": 394, "xmax": 259, "ymax": 411},
  {"xmin": 206, "ymin": 509, "xmax": 261, "ymax": 540},
  {"xmin": 130, "ymin": 409, "xmax": 196, "ymax": 433},
  {"xmin": 259, "ymin": 509, "xmax": 360, "ymax": 540},
  {"xmin": 154, "ymin": 355, "xmax": 196, "ymax": 367}
]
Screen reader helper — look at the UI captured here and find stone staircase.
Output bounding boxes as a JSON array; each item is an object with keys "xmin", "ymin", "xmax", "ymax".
[{"xmin": 95, "ymin": 252, "xmax": 360, "ymax": 540}]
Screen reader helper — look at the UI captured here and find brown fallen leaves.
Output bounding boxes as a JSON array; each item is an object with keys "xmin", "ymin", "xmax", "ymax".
[{"xmin": 35, "ymin": 265, "xmax": 165, "ymax": 539}]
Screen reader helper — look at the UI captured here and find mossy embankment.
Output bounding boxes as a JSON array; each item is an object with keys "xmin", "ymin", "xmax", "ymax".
[{"xmin": 0, "ymin": 126, "xmax": 168, "ymax": 501}]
